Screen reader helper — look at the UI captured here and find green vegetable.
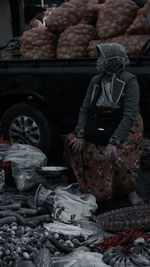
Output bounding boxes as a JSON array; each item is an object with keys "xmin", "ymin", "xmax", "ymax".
[
  {"xmin": 13, "ymin": 260, "xmax": 36, "ymax": 267},
  {"xmin": 16, "ymin": 208, "xmax": 37, "ymax": 217},
  {"xmin": 0, "ymin": 203, "xmax": 21, "ymax": 211},
  {"xmin": 0, "ymin": 216, "xmax": 17, "ymax": 225},
  {"xmin": 0, "ymin": 211, "xmax": 24, "ymax": 224},
  {"xmin": 24, "ymin": 214, "xmax": 51, "ymax": 227}
]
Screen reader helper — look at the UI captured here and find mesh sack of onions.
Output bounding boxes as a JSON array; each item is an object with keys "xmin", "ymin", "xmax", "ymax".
[
  {"xmin": 87, "ymin": 40, "xmax": 103, "ymax": 57},
  {"xmin": 57, "ymin": 24, "xmax": 96, "ymax": 58},
  {"xmin": 46, "ymin": 0, "xmax": 98, "ymax": 34},
  {"xmin": 96, "ymin": 0, "xmax": 139, "ymax": 39},
  {"xmin": 126, "ymin": 0, "xmax": 150, "ymax": 34},
  {"xmin": 80, "ymin": 0, "xmax": 99, "ymax": 25},
  {"xmin": 21, "ymin": 28, "xmax": 57, "ymax": 59},
  {"xmin": 88, "ymin": 35, "xmax": 150, "ymax": 57}
]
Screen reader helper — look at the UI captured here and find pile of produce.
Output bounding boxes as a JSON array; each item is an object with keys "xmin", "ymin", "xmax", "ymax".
[
  {"xmin": 126, "ymin": 0, "xmax": 150, "ymax": 34},
  {"xmin": 88, "ymin": 35, "xmax": 150, "ymax": 57},
  {"xmin": 21, "ymin": 28, "xmax": 57, "ymax": 59},
  {"xmin": 19, "ymin": 0, "xmax": 150, "ymax": 59},
  {"xmin": 57, "ymin": 24, "xmax": 96, "ymax": 58},
  {"xmin": 46, "ymin": 0, "xmax": 98, "ymax": 33},
  {"xmin": 96, "ymin": 0, "xmax": 139, "ymax": 39},
  {"xmin": 0, "ymin": 195, "xmax": 89, "ymax": 266}
]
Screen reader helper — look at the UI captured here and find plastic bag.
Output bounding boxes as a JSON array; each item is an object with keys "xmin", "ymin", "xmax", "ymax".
[
  {"xmin": 52, "ymin": 183, "xmax": 97, "ymax": 223},
  {"xmin": 51, "ymin": 247, "xmax": 109, "ymax": 267},
  {"xmin": 0, "ymin": 169, "xmax": 5, "ymax": 193},
  {"xmin": 4, "ymin": 143, "xmax": 47, "ymax": 191},
  {"xmin": 44, "ymin": 221, "xmax": 94, "ymax": 239}
]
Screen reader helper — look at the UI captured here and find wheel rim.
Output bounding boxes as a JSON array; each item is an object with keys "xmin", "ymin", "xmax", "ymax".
[{"xmin": 8, "ymin": 115, "xmax": 40, "ymax": 146}]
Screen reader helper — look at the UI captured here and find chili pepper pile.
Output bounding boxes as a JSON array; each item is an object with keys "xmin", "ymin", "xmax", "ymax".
[{"xmin": 95, "ymin": 228, "xmax": 150, "ymax": 253}]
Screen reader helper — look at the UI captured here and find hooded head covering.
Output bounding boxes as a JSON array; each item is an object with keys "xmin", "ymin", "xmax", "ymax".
[{"xmin": 96, "ymin": 43, "xmax": 129, "ymax": 75}]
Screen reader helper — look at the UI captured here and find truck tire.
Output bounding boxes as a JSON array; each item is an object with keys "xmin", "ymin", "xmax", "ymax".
[{"xmin": 1, "ymin": 103, "xmax": 53, "ymax": 155}]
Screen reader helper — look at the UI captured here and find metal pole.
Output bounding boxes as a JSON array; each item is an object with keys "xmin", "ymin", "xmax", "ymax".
[{"xmin": 41, "ymin": 0, "xmax": 44, "ymax": 7}]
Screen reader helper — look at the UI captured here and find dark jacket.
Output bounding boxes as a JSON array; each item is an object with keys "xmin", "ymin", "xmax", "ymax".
[{"xmin": 75, "ymin": 70, "xmax": 140, "ymax": 147}]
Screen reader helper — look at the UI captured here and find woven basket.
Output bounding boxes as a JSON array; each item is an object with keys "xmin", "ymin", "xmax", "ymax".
[{"xmin": 96, "ymin": 204, "xmax": 150, "ymax": 233}]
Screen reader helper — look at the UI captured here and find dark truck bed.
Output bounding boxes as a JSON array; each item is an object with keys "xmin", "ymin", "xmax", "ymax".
[{"xmin": 0, "ymin": 43, "xmax": 150, "ymax": 157}]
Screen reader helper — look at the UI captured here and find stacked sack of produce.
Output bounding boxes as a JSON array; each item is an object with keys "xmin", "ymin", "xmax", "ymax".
[
  {"xmin": 21, "ymin": 28, "xmax": 57, "ymax": 59},
  {"xmin": 46, "ymin": 0, "xmax": 98, "ymax": 33},
  {"xmin": 126, "ymin": 0, "xmax": 150, "ymax": 34},
  {"xmin": 88, "ymin": 0, "xmax": 150, "ymax": 57},
  {"xmin": 20, "ymin": 0, "xmax": 150, "ymax": 59},
  {"xmin": 88, "ymin": 35, "xmax": 150, "ymax": 57},
  {"xmin": 57, "ymin": 24, "xmax": 96, "ymax": 58},
  {"xmin": 96, "ymin": 0, "xmax": 139, "ymax": 39}
]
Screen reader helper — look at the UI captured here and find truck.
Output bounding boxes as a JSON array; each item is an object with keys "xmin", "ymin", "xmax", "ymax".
[
  {"xmin": 0, "ymin": 39, "xmax": 150, "ymax": 161},
  {"xmin": 0, "ymin": 0, "xmax": 150, "ymax": 161}
]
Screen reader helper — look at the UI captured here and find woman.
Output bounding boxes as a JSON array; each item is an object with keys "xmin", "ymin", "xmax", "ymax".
[
  {"xmin": 64, "ymin": 43, "xmax": 143, "ymax": 205},
  {"xmin": 24, "ymin": 6, "xmax": 47, "ymax": 30}
]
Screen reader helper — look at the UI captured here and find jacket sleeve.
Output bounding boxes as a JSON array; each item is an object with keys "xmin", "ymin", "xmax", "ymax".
[
  {"xmin": 109, "ymin": 76, "xmax": 140, "ymax": 147},
  {"xmin": 75, "ymin": 76, "xmax": 97, "ymax": 137}
]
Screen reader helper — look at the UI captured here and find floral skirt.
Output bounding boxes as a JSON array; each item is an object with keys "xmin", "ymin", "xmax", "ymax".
[{"xmin": 64, "ymin": 113, "xmax": 143, "ymax": 201}]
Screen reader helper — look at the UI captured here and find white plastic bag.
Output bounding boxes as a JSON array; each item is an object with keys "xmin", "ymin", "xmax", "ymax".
[
  {"xmin": 4, "ymin": 143, "xmax": 47, "ymax": 191},
  {"xmin": 52, "ymin": 183, "xmax": 97, "ymax": 223},
  {"xmin": 51, "ymin": 247, "xmax": 109, "ymax": 267},
  {"xmin": 44, "ymin": 221, "xmax": 94, "ymax": 238}
]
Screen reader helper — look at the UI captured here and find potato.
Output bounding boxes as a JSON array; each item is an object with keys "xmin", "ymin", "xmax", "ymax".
[
  {"xmin": 96, "ymin": 0, "xmax": 139, "ymax": 39},
  {"xmin": 57, "ymin": 24, "xmax": 96, "ymax": 59},
  {"xmin": 21, "ymin": 28, "xmax": 57, "ymax": 59},
  {"xmin": 126, "ymin": 0, "xmax": 150, "ymax": 34}
]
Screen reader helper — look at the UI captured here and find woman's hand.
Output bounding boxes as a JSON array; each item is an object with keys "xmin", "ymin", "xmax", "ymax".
[
  {"xmin": 69, "ymin": 137, "xmax": 85, "ymax": 153},
  {"xmin": 103, "ymin": 144, "xmax": 117, "ymax": 161}
]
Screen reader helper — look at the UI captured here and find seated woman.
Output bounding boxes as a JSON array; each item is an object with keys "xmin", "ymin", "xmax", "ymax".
[{"xmin": 64, "ymin": 43, "xmax": 143, "ymax": 205}]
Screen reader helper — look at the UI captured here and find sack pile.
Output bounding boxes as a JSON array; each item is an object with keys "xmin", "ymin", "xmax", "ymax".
[
  {"xmin": 46, "ymin": 0, "xmax": 98, "ymax": 34},
  {"xmin": 20, "ymin": 0, "xmax": 150, "ymax": 59},
  {"xmin": 57, "ymin": 24, "xmax": 96, "ymax": 58},
  {"xmin": 21, "ymin": 28, "xmax": 57, "ymax": 59},
  {"xmin": 126, "ymin": 0, "xmax": 150, "ymax": 34},
  {"xmin": 96, "ymin": 0, "xmax": 139, "ymax": 39},
  {"xmin": 88, "ymin": 35, "xmax": 150, "ymax": 57}
]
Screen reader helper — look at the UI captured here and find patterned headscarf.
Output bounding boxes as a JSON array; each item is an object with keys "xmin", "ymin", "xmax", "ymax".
[{"xmin": 96, "ymin": 43, "xmax": 129, "ymax": 75}]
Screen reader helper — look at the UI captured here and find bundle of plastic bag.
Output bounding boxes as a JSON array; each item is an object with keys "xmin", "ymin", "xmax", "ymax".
[
  {"xmin": 88, "ymin": 35, "xmax": 150, "ymax": 57},
  {"xmin": 126, "ymin": 0, "xmax": 150, "ymax": 34},
  {"xmin": 57, "ymin": 24, "xmax": 96, "ymax": 58},
  {"xmin": 21, "ymin": 28, "xmax": 57, "ymax": 59},
  {"xmin": 46, "ymin": 0, "xmax": 98, "ymax": 34},
  {"xmin": 4, "ymin": 143, "xmax": 47, "ymax": 191},
  {"xmin": 52, "ymin": 183, "xmax": 97, "ymax": 223},
  {"xmin": 96, "ymin": 0, "xmax": 138, "ymax": 39}
]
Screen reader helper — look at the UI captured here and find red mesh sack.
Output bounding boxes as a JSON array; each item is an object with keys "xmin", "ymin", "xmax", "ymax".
[{"xmin": 0, "ymin": 135, "xmax": 11, "ymax": 181}]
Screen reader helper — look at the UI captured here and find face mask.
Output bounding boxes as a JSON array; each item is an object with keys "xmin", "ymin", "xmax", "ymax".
[{"xmin": 96, "ymin": 57, "xmax": 106, "ymax": 74}]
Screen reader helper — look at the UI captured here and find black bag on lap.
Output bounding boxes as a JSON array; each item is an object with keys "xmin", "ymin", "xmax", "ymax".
[{"xmin": 84, "ymin": 106, "xmax": 123, "ymax": 146}]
